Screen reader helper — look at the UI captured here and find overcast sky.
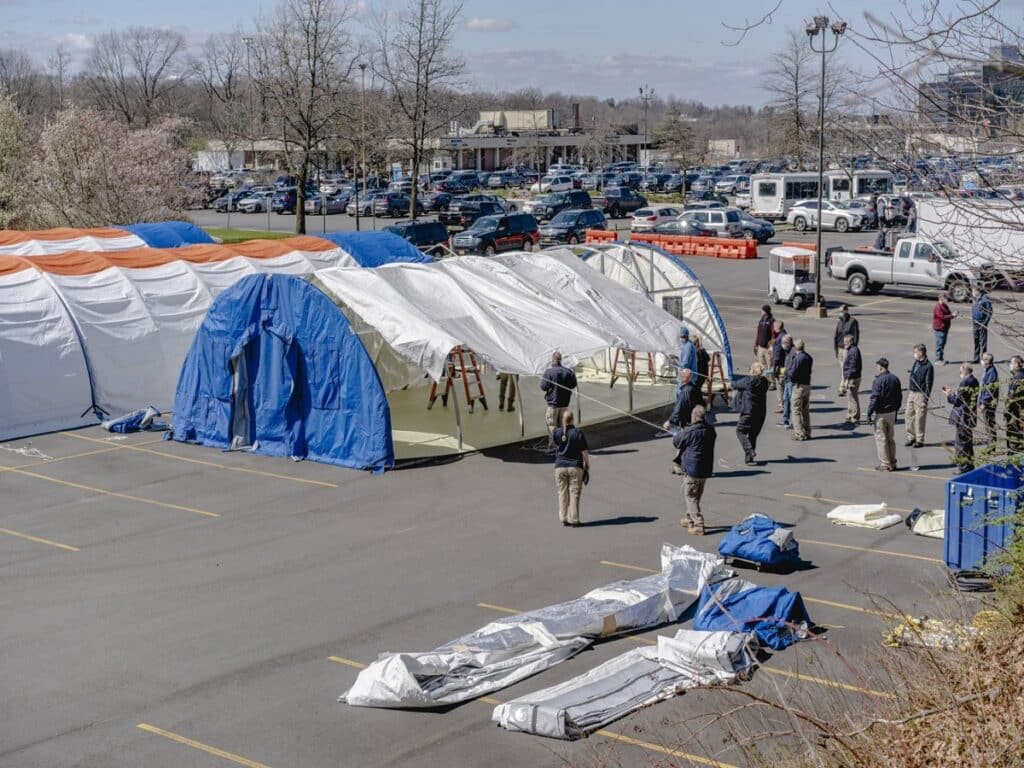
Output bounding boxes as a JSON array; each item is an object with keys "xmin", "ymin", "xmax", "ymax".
[{"xmin": 2, "ymin": 0, "xmax": 1022, "ymax": 106}]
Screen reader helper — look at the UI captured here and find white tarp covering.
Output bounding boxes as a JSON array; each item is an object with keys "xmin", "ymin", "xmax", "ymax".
[
  {"xmin": 492, "ymin": 630, "xmax": 757, "ymax": 739},
  {"xmin": 827, "ymin": 503, "xmax": 903, "ymax": 530},
  {"xmin": 341, "ymin": 544, "xmax": 732, "ymax": 708},
  {"xmin": 0, "ymin": 230, "xmax": 146, "ymax": 256},
  {"xmin": 576, "ymin": 243, "xmax": 734, "ymax": 378},
  {"xmin": 314, "ymin": 251, "xmax": 682, "ymax": 386}
]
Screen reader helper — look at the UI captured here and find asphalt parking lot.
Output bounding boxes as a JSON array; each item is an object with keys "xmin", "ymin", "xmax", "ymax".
[{"xmin": 1, "ymin": 228, "xmax": 996, "ymax": 768}]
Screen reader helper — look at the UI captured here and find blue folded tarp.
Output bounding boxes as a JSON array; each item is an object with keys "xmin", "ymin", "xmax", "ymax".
[
  {"xmin": 320, "ymin": 231, "xmax": 431, "ymax": 267},
  {"xmin": 693, "ymin": 578, "xmax": 812, "ymax": 650},
  {"xmin": 718, "ymin": 514, "xmax": 800, "ymax": 567},
  {"xmin": 118, "ymin": 221, "xmax": 216, "ymax": 248}
]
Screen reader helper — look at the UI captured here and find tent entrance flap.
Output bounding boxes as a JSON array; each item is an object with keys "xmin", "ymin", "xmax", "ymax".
[{"xmin": 228, "ymin": 348, "xmax": 253, "ymax": 451}]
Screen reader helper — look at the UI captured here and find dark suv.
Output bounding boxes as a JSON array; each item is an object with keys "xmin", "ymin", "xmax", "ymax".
[
  {"xmin": 539, "ymin": 209, "xmax": 607, "ymax": 245},
  {"xmin": 384, "ymin": 220, "xmax": 450, "ymax": 254},
  {"xmin": 451, "ymin": 213, "xmax": 540, "ymax": 255},
  {"xmin": 373, "ymin": 192, "xmax": 425, "ymax": 217},
  {"xmin": 527, "ymin": 190, "xmax": 592, "ymax": 222},
  {"xmin": 439, "ymin": 199, "xmax": 504, "ymax": 229},
  {"xmin": 598, "ymin": 188, "xmax": 647, "ymax": 218}
]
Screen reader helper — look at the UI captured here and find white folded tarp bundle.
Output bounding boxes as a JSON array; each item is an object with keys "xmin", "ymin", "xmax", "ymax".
[
  {"xmin": 341, "ymin": 545, "xmax": 732, "ymax": 708},
  {"xmin": 492, "ymin": 629, "xmax": 756, "ymax": 739},
  {"xmin": 827, "ymin": 503, "xmax": 903, "ymax": 530}
]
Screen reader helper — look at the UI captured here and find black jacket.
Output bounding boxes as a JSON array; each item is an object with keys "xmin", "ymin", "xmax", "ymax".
[
  {"xmin": 1006, "ymin": 370, "xmax": 1024, "ymax": 415},
  {"xmin": 842, "ymin": 345, "xmax": 862, "ymax": 380},
  {"xmin": 908, "ymin": 358, "xmax": 934, "ymax": 398},
  {"xmin": 540, "ymin": 364, "xmax": 577, "ymax": 407},
  {"xmin": 733, "ymin": 375, "xmax": 768, "ymax": 423},
  {"xmin": 667, "ymin": 382, "xmax": 705, "ymax": 428},
  {"xmin": 868, "ymin": 371, "xmax": 902, "ymax": 416},
  {"xmin": 755, "ymin": 314, "xmax": 774, "ymax": 348},
  {"xmin": 771, "ymin": 335, "xmax": 789, "ymax": 368},
  {"xmin": 787, "ymin": 350, "xmax": 813, "ymax": 386},
  {"xmin": 948, "ymin": 375, "xmax": 979, "ymax": 428},
  {"xmin": 833, "ymin": 313, "xmax": 860, "ymax": 353},
  {"xmin": 673, "ymin": 419, "xmax": 716, "ymax": 478}
]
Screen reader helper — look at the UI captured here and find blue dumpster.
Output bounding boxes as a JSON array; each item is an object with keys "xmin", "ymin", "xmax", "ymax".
[{"xmin": 944, "ymin": 463, "xmax": 1020, "ymax": 572}]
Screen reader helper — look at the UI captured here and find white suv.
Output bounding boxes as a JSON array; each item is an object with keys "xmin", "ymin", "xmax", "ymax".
[
  {"xmin": 630, "ymin": 206, "xmax": 683, "ymax": 232},
  {"xmin": 682, "ymin": 207, "xmax": 744, "ymax": 237},
  {"xmin": 786, "ymin": 199, "xmax": 862, "ymax": 233}
]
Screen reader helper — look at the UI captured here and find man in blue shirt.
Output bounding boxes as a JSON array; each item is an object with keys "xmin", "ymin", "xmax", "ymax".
[
  {"xmin": 943, "ymin": 364, "xmax": 980, "ymax": 473},
  {"xmin": 787, "ymin": 338, "xmax": 813, "ymax": 440},
  {"xmin": 841, "ymin": 334, "xmax": 863, "ymax": 426},
  {"xmin": 676, "ymin": 326, "xmax": 697, "ymax": 386},
  {"xmin": 978, "ymin": 352, "xmax": 999, "ymax": 444},
  {"xmin": 552, "ymin": 411, "xmax": 590, "ymax": 527},
  {"xmin": 867, "ymin": 357, "xmax": 902, "ymax": 471},
  {"xmin": 672, "ymin": 404, "xmax": 716, "ymax": 535},
  {"xmin": 540, "ymin": 351, "xmax": 578, "ymax": 451},
  {"xmin": 971, "ymin": 287, "xmax": 993, "ymax": 364}
]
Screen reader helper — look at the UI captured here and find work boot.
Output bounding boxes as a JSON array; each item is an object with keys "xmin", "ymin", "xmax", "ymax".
[
  {"xmin": 744, "ymin": 453, "xmax": 756, "ymax": 466},
  {"xmin": 687, "ymin": 523, "xmax": 705, "ymax": 536},
  {"xmin": 507, "ymin": 403, "xmax": 515, "ymax": 412},
  {"xmin": 498, "ymin": 399, "xmax": 504, "ymax": 410},
  {"xmin": 904, "ymin": 439, "xmax": 914, "ymax": 447}
]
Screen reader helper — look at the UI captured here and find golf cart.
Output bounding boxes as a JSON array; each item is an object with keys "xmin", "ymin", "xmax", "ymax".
[{"xmin": 768, "ymin": 246, "xmax": 816, "ymax": 311}]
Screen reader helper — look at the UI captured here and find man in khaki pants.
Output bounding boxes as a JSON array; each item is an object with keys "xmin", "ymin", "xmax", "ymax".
[
  {"xmin": 905, "ymin": 344, "xmax": 933, "ymax": 448},
  {"xmin": 841, "ymin": 334, "xmax": 862, "ymax": 425},
  {"xmin": 787, "ymin": 339, "xmax": 813, "ymax": 440},
  {"xmin": 671, "ymin": 405, "xmax": 716, "ymax": 535},
  {"xmin": 867, "ymin": 357, "xmax": 902, "ymax": 471}
]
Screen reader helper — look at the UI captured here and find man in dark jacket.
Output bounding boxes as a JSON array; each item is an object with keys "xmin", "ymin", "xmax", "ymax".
[
  {"xmin": 1005, "ymin": 355, "xmax": 1024, "ymax": 453},
  {"xmin": 540, "ymin": 351, "xmax": 578, "ymax": 450},
  {"xmin": 833, "ymin": 304, "xmax": 860, "ymax": 396},
  {"xmin": 905, "ymin": 344, "xmax": 934, "ymax": 448},
  {"xmin": 754, "ymin": 304, "xmax": 774, "ymax": 375},
  {"xmin": 867, "ymin": 358, "xmax": 902, "ymax": 471},
  {"xmin": 672, "ymin": 405, "xmax": 716, "ymax": 535},
  {"xmin": 664, "ymin": 369, "xmax": 705, "ymax": 474},
  {"xmin": 978, "ymin": 352, "xmax": 999, "ymax": 444},
  {"xmin": 771, "ymin": 322, "xmax": 787, "ymax": 404},
  {"xmin": 842, "ymin": 334, "xmax": 863, "ymax": 425},
  {"xmin": 943, "ymin": 364, "xmax": 979, "ymax": 473},
  {"xmin": 971, "ymin": 287, "xmax": 993, "ymax": 364},
  {"xmin": 733, "ymin": 363, "xmax": 769, "ymax": 465},
  {"xmin": 787, "ymin": 339, "xmax": 813, "ymax": 440}
]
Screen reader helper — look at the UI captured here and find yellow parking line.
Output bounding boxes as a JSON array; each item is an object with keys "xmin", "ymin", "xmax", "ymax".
[
  {"xmin": 0, "ymin": 527, "xmax": 79, "ymax": 552},
  {"xmin": 0, "ymin": 466, "xmax": 219, "ymax": 518},
  {"xmin": 600, "ymin": 559, "xmax": 659, "ymax": 574},
  {"xmin": 800, "ymin": 538, "xmax": 943, "ymax": 564},
  {"xmin": 137, "ymin": 724, "xmax": 271, "ymax": 768},
  {"xmin": 476, "ymin": 601, "xmax": 520, "ymax": 615},
  {"xmin": 856, "ymin": 466, "xmax": 951, "ymax": 483},
  {"xmin": 855, "ymin": 296, "xmax": 898, "ymax": 309},
  {"xmin": 60, "ymin": 431, "xmax": 339, "ymax": 489},
  {"xmin": 784, "ymin": 492, "xmax": 912, "ymax": 514},
  {"xmin": 327, "ymin": 655, "xmax": 735, "ymax": 766},
  {"xmin": 0, "ymin": 445, "xmax": 123, "ymax": 474}
]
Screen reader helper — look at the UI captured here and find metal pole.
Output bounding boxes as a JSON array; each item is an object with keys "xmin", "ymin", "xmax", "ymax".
[
  {"xmin": 814, "ymin": 40, "xmax": 826, "ymax": 317},
  {"xmin": 357, "ymin": 63, "xmax": 367, "ymax": 232}
]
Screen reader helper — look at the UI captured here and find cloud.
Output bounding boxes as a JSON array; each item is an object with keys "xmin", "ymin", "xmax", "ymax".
[
  {"xmin": 57, "ymin": 33, "xmax": 93, "ymax": 51},
  {"xmin": 465, "ymin": 17, "xmax": 516, "ymax": 33}
]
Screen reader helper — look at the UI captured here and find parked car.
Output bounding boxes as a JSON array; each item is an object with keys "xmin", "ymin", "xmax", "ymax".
[
  {"xmin": 384, "ymin": 220, "xmax": 450, "ymax": 254},
  {"xmin": 520, "ymin": 189, "xmax": 591, "ymax": 222},
  {"xmin": 529, "ymin": 175, "xmax": 573, "ymax": 193},
  {"xmin": 346, "ymin": 189, "xmax": 388, "ymax": 216},
  {"xmin": 439, "ymin": 199, "xmax": 505, "ymax": 229},
  {"xmin": 213, "ymin": 187, "xmax": 254, "ymax": 212},
  {"xmin": 451, "ymin": 213, "xmax": 541, "ymax": 255},
  {"xmin": 433, "ymin": 178, "xmax": 471, "ymax": 195},
  {"xmin": 273, "ymin": 174, "xmax": 298, "ymax": 188},
  {"xmin": 652, "ymin": 218, "xmax": 715, "ymax": 238},
  {"xmin": 640, "ymin": 173, "xmax": 673, "ymax": 192},
  {"xmin": 271, "ymin": 187, "xmax": 301, "ymax": 214},
  {"xmin": 737, "ymin": 210, "xmax": 775, "ymax": 242},
  {"xmin": 714, "ymin": 174, "xmax": 749, "ymax": 194},
  {"xmin": 305, "ymin": 192, "xmax": 350, "ymax": 215},
  {"xmin": 373, "ymin": 192, "xmax": 424, "ymax": 217},
  {"xmin": 683, "ymin": 200, "xmax": 726, "ymax": 211},
  {"xmin": 734, "ymin": 191, "xmax": 752, "ymax": 209},
  {"xmin": 594, "ymin": 188, "xmax": 647, "ymax": 218},
  {"xmin": 682, "ymin": 207, "xmax": 744, "ymax": 237},
  {"xmin": 538, "ymin": 208, "xmax": 607, "ymax": 245},
  {"xmin": 447, "ymin": 170, "xmax": 481, "ymax": 189},
  {"xmin": 237, "ymin": 188, "xmax": 275, "ymax": 213},
  {"xmin": 459, "ymin": 193, "xmax": 517, "ymax": 211},
  {"xmin": 423, "ymin": 191, "xmax": 453, "ymax": 211},
  {"xmin": 786, "ymin": 199, "xmax": 863, "ymax": 232},
  {"xmin": 630, "ymin": 206, "xmax": 683, "ymax": 232},
  {"xmin": 843, "ymin": 198, "xmax": 877, "ymax": 228},
  {"xmin": 662, "ymin": 174, "xmax": 685, "ymax": 193},
  {"xmin": 486, "ymin": 171, "xmax": 524, "ymax": 189}
]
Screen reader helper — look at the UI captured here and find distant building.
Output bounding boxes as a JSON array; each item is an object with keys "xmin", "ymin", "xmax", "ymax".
[
  {"xmin": 706, "ymin": 139, "xmax": 740, "ymax": 160},
  {"xmin": 918, "ymin": 45, "xmax": 1024, "ymax": 132}
]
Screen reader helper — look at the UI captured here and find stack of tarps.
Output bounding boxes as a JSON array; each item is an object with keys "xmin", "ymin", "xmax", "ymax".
[
  {"xmin": 492, "ymin": 629, "xmax": 756, "ymax": 739},
  {"xmin": 341, "ymin": 544, "xmax": 732, "ymax": 708},
  {"xmin": 694, "ymin": 578, "xmax": 812, "ymax": 650},
  {"xmin": 718, "ymin": 513, "xmax": 800, "ymax": 568},
  {"xmin": 827, "ymin": 503, "xmax": 903, "ymax": 530}
]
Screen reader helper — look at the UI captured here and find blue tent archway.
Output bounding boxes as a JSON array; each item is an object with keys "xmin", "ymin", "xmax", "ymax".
[{"xmin": 170, "ymin": 273, "xmax": 394, "ymax": 471}]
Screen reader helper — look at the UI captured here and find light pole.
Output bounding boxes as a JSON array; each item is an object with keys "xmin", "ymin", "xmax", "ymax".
[
  {"xmin": 638, "ymin": 84, "xmax": 654, "ymax": 168},
  {"xmin": 242, "ymin": 37, "xmax": 256, "ymax": 172},
  {"xmin": 806, "ymin": 15, "xmax": 846, "ymax": 318},
  {"xmin": 354, "ymin": 62, "xmax": 367, "ymax": 233}
]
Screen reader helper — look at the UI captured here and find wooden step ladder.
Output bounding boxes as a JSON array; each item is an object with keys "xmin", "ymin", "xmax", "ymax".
[
  {"xmin": 704, "ymin": 351, "xmax": 730, "ymax": 406},
  {"xmin": 427, "ymin": 346, "xmax": 489, "ymax": 413},
  {"xmin": 609, "ymin": 348, "xmax": 656, "ymax": 388}
]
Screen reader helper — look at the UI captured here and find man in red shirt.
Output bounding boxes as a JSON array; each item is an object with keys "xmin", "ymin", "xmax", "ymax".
[{"xmin": 932, "ymin": 292, "xmax": 957, "ymax": 365}]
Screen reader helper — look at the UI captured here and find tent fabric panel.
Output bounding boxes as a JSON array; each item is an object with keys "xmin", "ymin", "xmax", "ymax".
[
  {"xmin": 171, "ymin": 274, "xmax": 394, "ymax": 471},
  {"xmin": 119, "ymin": 221, "xmax": 215, "ymax": 248},
  {"xmin": 0, "ymin": 269, "xmax": 95, "ymax": 440},
  {"xmin": 0, "ymin": 255, "xmax": 32, "ymax": 276},
  {"xmin": 320, "ymin": 231, "xmax": 431, "ymax": 267},
  {"xmin": 230, "ymin": 236, "xmax": 342, "ymax": 258}
]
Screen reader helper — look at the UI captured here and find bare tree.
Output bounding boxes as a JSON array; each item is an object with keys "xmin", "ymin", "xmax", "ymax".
[
  {"xmin": 47, "ymin": 45, "xmax": 72, "ymax": 112},
  {"xmin": 85, "ymin": 27, "xmax": 186, "ymax": 126},
  {"xmin": 652, "ymin": 106, "xmax": 696, "ymax": 172},
  {"xmin": 0, "ymin": 49, "xmax": 43, "ymax": 115},
  {"xmin": 253, "ymin": 0, "xmax": 356, "ymax": 234},
  {"xmin": 193, "ymin": 33, "xmax": 249, "ymax": 171},
  {"xmin": 375, "ymin": 0, "xmax": 465, "ymax": 218},
  {"xmin": 764, "ymin": 29, "xmax": 816, "ymax": 168}
]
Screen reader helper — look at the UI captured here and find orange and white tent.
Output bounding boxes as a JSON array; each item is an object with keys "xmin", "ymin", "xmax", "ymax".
[{"xmin": 0, "ymin": 227, "xmax": 148, "ymax": 256}]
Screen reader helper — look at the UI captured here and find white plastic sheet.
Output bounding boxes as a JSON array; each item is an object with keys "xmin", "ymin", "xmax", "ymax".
[
  {"xmin": 492, "ymin": 630, "xmax": 756, "ymax": 739},
  {"xmin": 341, "ymin": 545, "xmax": 732, "ymax": 708},
  {"xmin": 827, "ymin": 503, "xmax": 903, "ymax": 530}
]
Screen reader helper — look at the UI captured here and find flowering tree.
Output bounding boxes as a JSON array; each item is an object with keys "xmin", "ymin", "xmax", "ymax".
[
  {"xmin": 0, "ymin": 90, "xmax": 31, "ymax": 228},
  {"xmin": 33, "ymin": 107, "xmax": 199, "ymax": 227}
]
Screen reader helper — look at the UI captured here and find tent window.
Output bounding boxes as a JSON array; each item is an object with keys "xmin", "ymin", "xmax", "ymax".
[{"xmin": 661, "ymin": 296, "xmax": 684, "ymax": 320}]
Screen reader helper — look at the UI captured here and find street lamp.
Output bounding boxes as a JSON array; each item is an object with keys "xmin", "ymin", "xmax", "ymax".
[
  {"xmin": 806, "ymin": 15, "xmax": 846, "ymax": 318},
  {"xmin": 638, "ymin": 84, "xmax": 654, "ymax": 168},
  {"xmin": 355, "ymin": 62, "xmax": 368, "ymax": 232}
]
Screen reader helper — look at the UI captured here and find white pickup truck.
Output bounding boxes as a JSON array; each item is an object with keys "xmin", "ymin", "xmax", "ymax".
[{"xmin": 825, "ymin": 236, "xmax": 981, "ymax": 303}]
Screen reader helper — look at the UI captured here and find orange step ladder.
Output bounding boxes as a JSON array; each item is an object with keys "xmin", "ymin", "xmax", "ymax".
[
  {"xmin": 704, "ymin": 351, "xmax": 730, "ymax": 406},
  {"xmin": 609, "ymin": 348, "xmax": 656, "ymax": 387},
  {"xmin": 427, "ymin": 346, "xmax": 489, "ymax": 413}
]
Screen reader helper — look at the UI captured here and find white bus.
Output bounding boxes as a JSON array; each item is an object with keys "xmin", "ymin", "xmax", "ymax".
[
  {"xmin": 825, "ymin": 169, "xmax": 894, "ymax": 201},
  {"xmin": 750, "ymin": 172, "xmax": 820, "ymax": 221}
]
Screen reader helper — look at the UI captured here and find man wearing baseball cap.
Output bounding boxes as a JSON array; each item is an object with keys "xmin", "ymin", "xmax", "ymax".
[
  {"xmin": 867, "ymin": 357, "xmax": 902, "ymax": 471},
  {"xmin": 675, "ymin": 325, "xmax": 697, "ymax": 395}
]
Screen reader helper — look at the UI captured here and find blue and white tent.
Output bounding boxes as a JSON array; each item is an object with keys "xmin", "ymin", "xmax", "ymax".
[
  {"xmin": 171, "ymin": 273, "xmax": 394, "ymax": 471},
  {"xmin": 119, "ymin": 221, "xmax": 215, "ymax": 248},
  {"xmin": 320, "ymin": 231, "xmax": 431, "ymax": 267}
]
